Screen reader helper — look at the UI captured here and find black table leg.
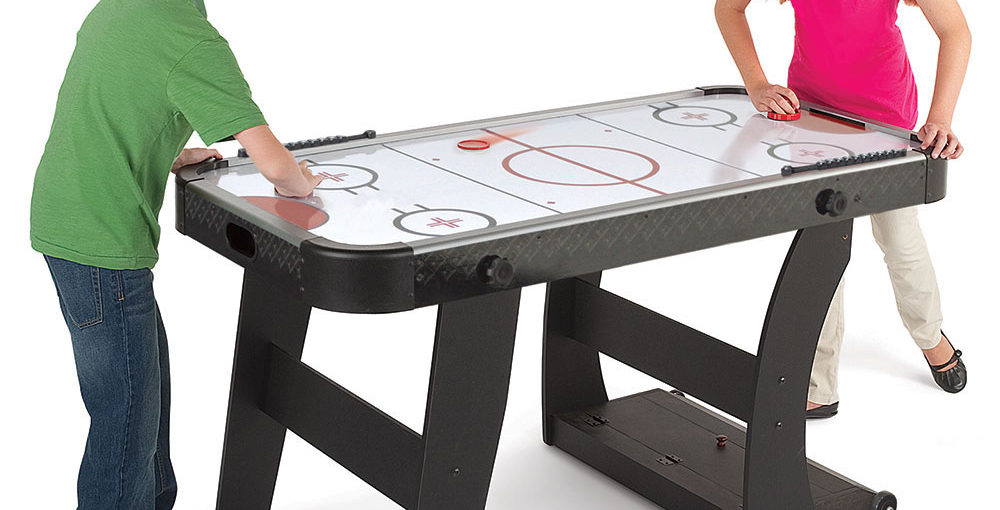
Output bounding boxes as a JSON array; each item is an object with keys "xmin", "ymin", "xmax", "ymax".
[
  {"xmin": 542, "ymin": 272, "xmax": 609, "ymax": 445},
  {"xmin": 214, "ymin": 279, "xmax": 519, "ymax": 509},
  {"xmin": 416, "ymin": 289, "xmax": 522, "ymax": 509},
  {"xmin": 744, "ymin": 219, "xmax": 853, "ymax": 510},
  {"xmin": 216, "ymin": 270, "xmax": 312, "ymax": 510}
]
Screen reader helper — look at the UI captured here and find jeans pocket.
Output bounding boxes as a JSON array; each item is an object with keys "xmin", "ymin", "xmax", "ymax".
[{"xmin": 44, "ymin": 256, "xmax": 104, "ymax": 329}]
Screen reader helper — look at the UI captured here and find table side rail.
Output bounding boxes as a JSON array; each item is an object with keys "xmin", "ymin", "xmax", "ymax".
[
  {"xmin": 216, "ymin": 85, "xmax": 919, "ymax": 171},
  {"xmin": 221, "ymin": 88, "xmax": 712, "ymax": 166},
  {"xmin": 410, "ymin": 156, "xmax": 935, "ymax": 307},
  {"xmin": 177, "ymin": 151, "xmax": 940, "ymax": 313}
]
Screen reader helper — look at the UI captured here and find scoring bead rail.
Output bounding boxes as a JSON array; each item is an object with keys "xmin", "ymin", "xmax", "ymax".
[
  {"xmin": 781, "ymin": 148, "xmax": 909, "ymax": 176},
  {"xmin": 237, "ymin": 129, "xmax": 376, "ymax": 158}
]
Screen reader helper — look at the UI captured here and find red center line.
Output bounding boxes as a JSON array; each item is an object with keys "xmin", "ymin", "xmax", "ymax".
[{"xmin": 482, "ymin": 129, "xmax": 667, "ymax": 196}]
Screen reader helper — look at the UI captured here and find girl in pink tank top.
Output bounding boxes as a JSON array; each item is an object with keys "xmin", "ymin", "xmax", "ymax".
[
  {"xmin": 788, "ymin": 0, "xmax": 919, "ymax": 129},
  {"xmin": 717, "ymin": 0, "xmax": 968, "ymax": 159},
  {"xmin": 716, "ymin": 0, "xmax": 971, "ymax": 413}
]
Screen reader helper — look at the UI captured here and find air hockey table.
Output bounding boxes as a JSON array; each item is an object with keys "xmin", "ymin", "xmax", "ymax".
[{"xmin": 176, "ymin": 86, "xmax": 946, "ymax": 510}]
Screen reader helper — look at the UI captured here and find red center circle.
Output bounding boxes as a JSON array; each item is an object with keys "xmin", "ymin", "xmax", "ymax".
[{"xmin": 501, "ymin": 145, "xmax": 661, "ymax": 187}]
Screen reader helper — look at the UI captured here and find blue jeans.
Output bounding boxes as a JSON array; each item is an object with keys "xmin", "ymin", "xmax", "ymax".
[{"xmin": 44, "ymin": 255, "xmax": 177, "ymax": 510}]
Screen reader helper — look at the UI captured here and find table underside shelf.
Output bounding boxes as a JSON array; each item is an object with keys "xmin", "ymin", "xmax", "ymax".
[{"xmin": 551, "ymin": 389, "xmax": 878, "ymax": 510}]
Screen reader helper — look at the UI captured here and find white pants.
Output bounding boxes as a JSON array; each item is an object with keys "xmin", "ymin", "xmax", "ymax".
[{"xmin": 808, "ymin": 206, "xmax": 944, "ymax": 405}]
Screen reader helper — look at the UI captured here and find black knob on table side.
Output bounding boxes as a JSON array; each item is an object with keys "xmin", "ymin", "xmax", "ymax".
[
  {"xmin": 816, "ymin": 189, "xmax": 848, "ymax": 217},
  {"xmin": 478, "ymin": 256, "xmax": 515, "ymax": 288}
]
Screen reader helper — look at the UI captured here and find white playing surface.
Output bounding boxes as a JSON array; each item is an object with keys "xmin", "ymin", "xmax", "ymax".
[{"xmin": 207, "ymin": 94, "xmax": 912, "ymax": 246}]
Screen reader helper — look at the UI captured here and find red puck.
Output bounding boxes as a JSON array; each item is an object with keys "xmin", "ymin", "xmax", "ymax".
[
  {"xmin": 767, "ymin": 110, "xmax": 802, "ymax": 121},
  {"xmin": 458, "ymin": 140, "xmax": 490, "ymax": 151}
]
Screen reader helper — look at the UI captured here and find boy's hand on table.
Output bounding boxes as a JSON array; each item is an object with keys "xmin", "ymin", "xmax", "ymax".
[
  {"xmin": 747, "ymin": 82, "xmax": 800, "ymax": 115},
  {"xmin": 918, "ymin": 121, "xmax": 964, "ymax": 159},
  {"xmin": 274, "ymin": 161, "xmax": 325, "ymax": 198},
  {"xmin": 236, "ymin": 125, "xmax": 323, "ymax": 198},
  {"xmin": 171, "ymin": 148, "xmax": 223, "ymax": 173}
]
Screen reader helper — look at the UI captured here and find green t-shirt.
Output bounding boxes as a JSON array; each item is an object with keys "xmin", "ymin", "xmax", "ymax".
[{"xmin": 30, "ymin": 0, "xmax": 266, "ymax": 269}]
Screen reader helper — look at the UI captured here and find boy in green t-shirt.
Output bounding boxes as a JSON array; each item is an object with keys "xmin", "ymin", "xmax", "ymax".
[{"xmin": 29, "ymin": 1, "xmax": 322, "ymax": 507}]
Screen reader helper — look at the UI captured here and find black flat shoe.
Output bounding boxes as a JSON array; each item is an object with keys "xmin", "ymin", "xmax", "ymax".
[
  {"xmin": 806, "ymin": 402, "xmax": 839, "ymax": 419},
  {"xmin": 927, "ymin": 333, "xmax": 966, "ymax": 394}
]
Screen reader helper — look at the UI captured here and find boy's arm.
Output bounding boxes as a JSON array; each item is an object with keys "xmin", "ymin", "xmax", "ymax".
[
  {"xmin": 715, "ymin": 0, "xmax": 799, "ymax": 114},
  {"xmin": 235, "ymin": 125, "xmax": 323, "ymax": 197},
  {"xmin": 915, "ymin": 0, "xmax": 971, "ymax": 159}
]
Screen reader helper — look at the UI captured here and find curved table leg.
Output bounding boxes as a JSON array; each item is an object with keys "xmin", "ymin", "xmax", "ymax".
[
  {"xmin": 745, "ymin": 219, "xmax": 854, "ymax": 510},
  {"xmin": 542, "ymin": 272, "xmax": 609, "ymax": 445}
]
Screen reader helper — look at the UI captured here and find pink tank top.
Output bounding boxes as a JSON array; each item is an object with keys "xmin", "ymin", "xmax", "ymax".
[{"xmin": 788, "ymin": 0, "xmax": 919, "ymax": 129}]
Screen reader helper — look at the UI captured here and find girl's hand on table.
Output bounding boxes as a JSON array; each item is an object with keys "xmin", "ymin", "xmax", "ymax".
[
  {"xmin": 918, "ymin": 122, "xmax": 964, "ymax": 159},
  {"xmin": 747, "ymin": 83, "xmax": 800, "ymax": 115}
]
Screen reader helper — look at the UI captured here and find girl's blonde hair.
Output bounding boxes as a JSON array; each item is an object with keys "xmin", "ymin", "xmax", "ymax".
[{"xmin": 779, "ymin": 0, "xmax": 917, "ymax": 5}]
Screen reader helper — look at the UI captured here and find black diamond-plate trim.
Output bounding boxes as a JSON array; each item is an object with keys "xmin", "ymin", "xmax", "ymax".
[
  {"xmin": 412, "ymin": 162, "xmax": 929, "ymax": 306},
  {"xmin": 180, "ymin": 186, "xmax": 418, "ymax": 313},
  {"xmin": 183, "ymin": 189, "xmax": 306, "ymax": 286},
  {"xmin": 177, "ymin": 158, "xmax": 937, "ymax": 310}
]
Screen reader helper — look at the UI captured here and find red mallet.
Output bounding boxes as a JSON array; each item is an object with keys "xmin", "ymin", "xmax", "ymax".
[{"xmin": 767, "ymin": 109, "xmax": 802, "ymax": 121}]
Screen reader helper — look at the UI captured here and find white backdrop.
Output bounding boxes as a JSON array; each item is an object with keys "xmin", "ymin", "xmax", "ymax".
[{"xmin": 1, "ymin": 1, "xmax": 996, "ymax": 508}]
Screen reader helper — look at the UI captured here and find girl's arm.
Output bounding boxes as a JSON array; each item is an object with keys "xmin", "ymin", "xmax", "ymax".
[
  {"xmin": 715, "ymin": 0, "xmax": 799, "ymax": 114},
  {"xmin": 915, "ymin": 0, "xmax": 971, "ymax": 159}
]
